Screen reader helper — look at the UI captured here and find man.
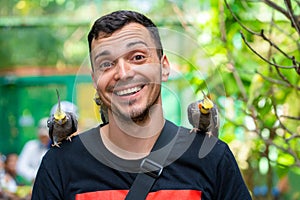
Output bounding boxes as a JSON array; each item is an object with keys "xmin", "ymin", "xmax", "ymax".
[{"xmin": 32, "ymin": 10, "xmax": 252, "ymax": 199}]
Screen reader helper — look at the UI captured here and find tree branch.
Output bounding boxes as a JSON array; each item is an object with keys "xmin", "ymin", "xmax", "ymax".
[
  {"xmin": 270, "ymin": 92, "xmax": 298, "ymax": 139},
  {"xmin": 256, "ymin": 70, "xmax": 300, "ymax": 90},
  {"xmin": 240, "ymin": 31, "xmax": 298, "ymax": 70},
  {"xmin": 224, "ymin": 0, "xmax": 260, "ymax": 35},
  {"xmin": 263, "ymin": 0, "xmax": 300, "ymax": 35},
  {"xmin": 259, "ymin": 29, "xmax": 297, "ymax": 63},
  {"xmin": 220, "ymin": 0, "xmax": 248, "ymax": 101},
  {"xmin": 262, "ymin": 0, "xmax": 290, "ymax": 19},
  {"xmin": 280, "ymin": 115, "xmax": 300, "ymax": 120},
  {"xmin": 225, "ymin": 0, "xmax": 300, "ymax": 65},
  {"xmin": 269, "ymin": 20, "xmax": 300, "ymax": 46},
  {"xmin": 225, "ymin": 0, "xmax": 300, "ymax": 173},
  {"xmin": 284, "ymin": 0, "xmax": 300, "ymax": 35},
  {"xmin": 272, "ymin": 58, "xmax": 295, "ymax": 87},
  {"xmin": 171, "ymin": 3, "xmax": 189, "ymax": 31}
]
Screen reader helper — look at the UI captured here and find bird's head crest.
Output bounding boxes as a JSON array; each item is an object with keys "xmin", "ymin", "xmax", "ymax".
[
  {"xmin": 198, "ymin": 91, "xmax": 214, "ymax": 114},
  {"xmin": 54, "ymin": 89, "xmax": 67, "ymax": 123},
  {"xmin": 54, "ymin": 116, "xmax": 67, "ymax": 125}
]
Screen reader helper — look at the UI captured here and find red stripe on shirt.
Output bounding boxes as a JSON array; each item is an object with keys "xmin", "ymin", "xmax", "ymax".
[{"xmin": 76, "ymin": 189, "xmax": 202, "ymax": 200}]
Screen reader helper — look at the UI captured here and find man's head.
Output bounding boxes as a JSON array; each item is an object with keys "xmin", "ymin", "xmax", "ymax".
[
  {"xmin": 89, "ymin": 10, "xmax": 170, "ymax": 123},
  {"xmin": 88, "ymin": 10, "xmax": 163, "ymax": 70}
]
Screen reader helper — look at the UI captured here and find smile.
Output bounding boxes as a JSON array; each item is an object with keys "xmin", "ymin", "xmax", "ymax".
[{"xmin": 115, "ymin": 86, "xmax": 143, "ymax": 96}]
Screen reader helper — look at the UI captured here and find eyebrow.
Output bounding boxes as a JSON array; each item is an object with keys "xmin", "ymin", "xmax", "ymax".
[
  {"xmin": 94, "ymin": 50, "xmax": 110, "ymax": 61},
  {"xmin": 126, "ymin": 41, "xmax": 148, "ymax": 48},
  {"xmin": 94, "ymin": 41, "xmax": 149, "ymax": 61}
]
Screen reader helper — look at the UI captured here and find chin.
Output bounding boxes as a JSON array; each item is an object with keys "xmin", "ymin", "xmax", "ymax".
[
  {"xmin": 130, "ymin": 109, "xmax": 149, "ymax": 123},
  {"xmin": 112, "ymin": 104, "xmax": 149, "ymax": 123}
]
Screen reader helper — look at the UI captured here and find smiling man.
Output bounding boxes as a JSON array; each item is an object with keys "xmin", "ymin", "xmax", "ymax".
[
  {"xmin": 32, "ymin": 10, "xmax": 252, "ymax": 200},
  {"xmin": 90, "ymin": 21, "xmax": 170, "ymax": 157}
]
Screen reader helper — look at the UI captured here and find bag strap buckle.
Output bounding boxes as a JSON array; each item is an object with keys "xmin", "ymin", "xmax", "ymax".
[{"xmin": 140, "ymin": 158, "xmax": 163, "ymax": 178}]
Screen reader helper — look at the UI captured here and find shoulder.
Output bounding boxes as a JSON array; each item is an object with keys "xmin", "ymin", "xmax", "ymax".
[
  {"xmin": 171, "ymin": 122, "xmax": 229, "ymax": 164},
  {"xmin": 42, "ymin": 126, "xmax": 99, "ymax": 164},
  {"xmin": 164, "ymin": 120, "xmax": 229, "ymax": 157}
]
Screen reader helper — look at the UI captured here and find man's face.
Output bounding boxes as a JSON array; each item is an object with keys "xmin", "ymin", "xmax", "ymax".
[
  {"xmin": 91, "ymin": 23, "xmax": 169, "ymax": 121},
  {"xmin": 39, "ymin": 134, "xmax": 50, "ymax": 146}
]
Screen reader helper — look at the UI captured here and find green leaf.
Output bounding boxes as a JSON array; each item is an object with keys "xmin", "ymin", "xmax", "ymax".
[{"xmin": 277, "ymin": 152, "xmax": 295, "ymax": 166}]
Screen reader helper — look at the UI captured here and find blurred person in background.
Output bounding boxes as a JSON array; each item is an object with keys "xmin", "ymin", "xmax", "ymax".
[
  {"xmin": 16, "ymin": 117, "xmax": 50, "ymax": 184},
  {"xmin": 0, "ymin": 153, "xmax": 6, "ymax": 198},
  {"xmin": 0, "ymin": 153, "xmax": 5, "ymax": 179},
  {"xmin": 0, "ymin": 153, "xmax": 21, "ymax": 200}
]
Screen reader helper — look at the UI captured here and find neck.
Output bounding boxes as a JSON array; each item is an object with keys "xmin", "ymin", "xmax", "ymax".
[{"xmin": 100, "ymin": 104, "xmax": 165, "ymax": 160}]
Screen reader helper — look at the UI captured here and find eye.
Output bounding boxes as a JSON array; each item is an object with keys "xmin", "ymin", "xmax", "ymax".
[
  {"xmin": 98, "ymin": 61, "xmax": 115, "ymax": 70},
  {"xmin": 130, "ymin": 53, "xmax": 147, "ymax": 64},
  {"xmin": 134, "ymin": 55, "xmax": 145, "ymax": 61}
]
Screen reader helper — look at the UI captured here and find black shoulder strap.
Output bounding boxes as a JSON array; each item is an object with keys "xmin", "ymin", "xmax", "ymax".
[{"xmin": 125, "ymin": 121, "xmax": 179, "ymax": 200}]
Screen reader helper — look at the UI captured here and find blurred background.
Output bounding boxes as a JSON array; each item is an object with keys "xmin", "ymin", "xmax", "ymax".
[{"xmin": 0, "ymin": 0, "xmax": 299, "ymax": 199}]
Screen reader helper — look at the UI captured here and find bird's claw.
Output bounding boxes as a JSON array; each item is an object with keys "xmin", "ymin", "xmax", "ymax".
[
  {"xmin": 52, "ymin": 142, "xmax": 61, "ymax": 148},
  {"xmin": 189, "ymin": 128, "xmax": 199, "ymax": 134},
  {"xmin": 206, "ymin": 131, "xmax": 213, "ymax": 138},
  {"xmin": 66, "ymin": 132, "xmax": 77, "ymax": 142},
  {"xmin": 66, "ymin": 135, "xmax": 73, "ymax": 142}
]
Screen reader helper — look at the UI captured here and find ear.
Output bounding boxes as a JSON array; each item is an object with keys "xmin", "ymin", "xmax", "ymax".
[
  {"xmin": 91, "ymin": 71, "xmax": 97, "ymax": 89},
  {"xmin": 161, "ymin": 55, "xmax": 170, "ymax": 82}
]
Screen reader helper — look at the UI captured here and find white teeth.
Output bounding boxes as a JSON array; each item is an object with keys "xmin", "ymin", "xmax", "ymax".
[{"xmin": 116, "ymin": 86, "xmax": 142, "ymax": 96}]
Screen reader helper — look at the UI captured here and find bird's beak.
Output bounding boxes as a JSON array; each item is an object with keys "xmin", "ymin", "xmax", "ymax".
[
  {"xmin": 198, "ymin": 103, "xmax": 202, "ymax": 110},
  {"xmin": 58, "ymin": 120, "xmax": 63, "ymax": 125}
]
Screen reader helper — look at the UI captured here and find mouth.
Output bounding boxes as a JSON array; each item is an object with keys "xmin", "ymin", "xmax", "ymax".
[{"xmin": 114, "ymin": 85, "xmax": 145, "ymax": 97}]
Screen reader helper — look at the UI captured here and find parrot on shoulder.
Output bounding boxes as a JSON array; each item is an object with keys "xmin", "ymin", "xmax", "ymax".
[
  {"xmin": 187, "ymin": 91, "xmax": 219, "ymax": 137},
  {"xmin": 47, "ymin": 89, "xmax": 78, "ymax": 147}
]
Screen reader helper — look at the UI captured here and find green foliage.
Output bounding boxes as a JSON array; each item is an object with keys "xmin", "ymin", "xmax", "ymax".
[{"xmin": 184, "ymin": 0, "xmax": 300, "ymax": 197}]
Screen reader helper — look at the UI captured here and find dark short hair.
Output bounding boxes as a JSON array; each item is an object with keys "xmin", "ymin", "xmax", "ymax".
[{"xmin": 88, "ymin": 10, "xmax": 163, "ymax": 66}]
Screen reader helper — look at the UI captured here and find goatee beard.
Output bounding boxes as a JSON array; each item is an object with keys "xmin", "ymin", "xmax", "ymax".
[
  {"xmin": 130, "ymin": 108, "xmax": 150, "ymax": 124},
  {"xmin": 112, "ymin": 105, "xmax": 150, "ymax": 125},
  {"xmin": 111, "ymin": 86, "xmax": 161, "ymax": 125}
]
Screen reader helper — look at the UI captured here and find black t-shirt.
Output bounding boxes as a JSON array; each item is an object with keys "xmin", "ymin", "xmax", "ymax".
[{"xmin": 32, "ymin": 120, "xmax": 252, "ymax": 200}]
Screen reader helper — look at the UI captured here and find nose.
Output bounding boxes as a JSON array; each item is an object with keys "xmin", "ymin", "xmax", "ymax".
[{"xmin": 114, "ymin": 59, "xmax": 134, "ymax": 80}]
